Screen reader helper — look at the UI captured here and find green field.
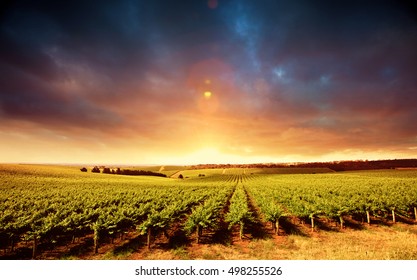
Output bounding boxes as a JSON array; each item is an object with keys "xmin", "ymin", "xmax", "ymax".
[{"xmin": 1, "ymin": 164, "xmax": 417, "ymax": 260}]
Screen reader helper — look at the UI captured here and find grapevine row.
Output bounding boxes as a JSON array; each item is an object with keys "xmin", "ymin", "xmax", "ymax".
[
  {"xmin": 184, "ymin": 185, "xmax": 234, "ymax": 243},
  {"xmin": 226, "ymin": 184, "xmax": 253, "ymax": 240},
  {"xmin": 245, "ymin": 172, "xmax": 417, "ymax": 230},
  {"xmin": 0, "ymin": 172, "xmax": 226, "ymax": 257}
]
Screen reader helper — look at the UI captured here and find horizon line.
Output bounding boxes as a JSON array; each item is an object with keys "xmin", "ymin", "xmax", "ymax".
[{"xmin": 1, "ymin": 157, "xmax": 416, "ymax": 167}]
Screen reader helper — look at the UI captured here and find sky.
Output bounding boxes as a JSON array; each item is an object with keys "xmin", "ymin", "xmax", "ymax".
[{"xmin": 0, "ymin": 0, "xmax": 417, "ymax": 165}]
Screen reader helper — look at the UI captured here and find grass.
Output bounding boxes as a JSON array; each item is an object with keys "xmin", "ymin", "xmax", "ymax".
[
  {"xmin": 285, "ymin": 226, "xmax": 417, "ymax": 260},
  {"xmin": 178, "ymin": 167, "xmax": 335, "ymax": 178},
  {"xmin": 248, "ymin": 167, "xmax": 335, "ymax": 174},
  {"xmin": 126, "ymin": 224, "xmax": 417, "ymax": 260}
]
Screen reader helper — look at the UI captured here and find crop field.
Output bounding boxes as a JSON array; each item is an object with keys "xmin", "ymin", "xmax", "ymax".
[{"xmin": 1, "ymin": 164, "xmax": 417, "ymax": 260}]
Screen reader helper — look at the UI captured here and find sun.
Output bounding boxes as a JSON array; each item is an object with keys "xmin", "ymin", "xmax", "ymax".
[
  {"xmin": 178, "ymin": 147, "xmax": 252, "ymax": 165},
  {"xmin": 191, "ymin": 147, "xmax": 221, "ymax": 163},
  {"xmin": 176, "ymin": 147, "xmax": 230, "ymax": 165}
]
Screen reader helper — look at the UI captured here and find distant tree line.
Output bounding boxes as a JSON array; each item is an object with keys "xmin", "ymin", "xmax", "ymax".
[
  {"xmin": 188, "ymin": 159, "xmax": 417, "ymax": 172},
  {"xmin": 293, "ymin": 159, "xmax": 417, "ymax": 171},
  {"xmin": 80, "ymin": 166, "xmax": 167, "ymax": 177}
]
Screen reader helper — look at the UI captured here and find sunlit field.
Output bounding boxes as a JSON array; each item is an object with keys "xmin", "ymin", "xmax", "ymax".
[{"xmin": 1, "ymin": 164, "xmax": 417, "ymax": 260}]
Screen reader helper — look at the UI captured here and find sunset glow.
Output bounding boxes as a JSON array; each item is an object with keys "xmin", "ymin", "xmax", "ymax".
[
  {"xmin": 0, "ymin": 1, "xmax": 416, "ymax": 165},
  {"xmin": 183, "ymin": 147, "xmax": 229, "ymax": 165}
]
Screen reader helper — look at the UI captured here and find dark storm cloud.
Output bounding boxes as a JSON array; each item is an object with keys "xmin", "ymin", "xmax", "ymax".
[
  {"xmin": 0, "ymin": 1, "xmax": 128, "ymax": 125},
  {"xmin": 0, "ymin": 0, "xmax": 416, "ymax": 161},
  {"xmin": 0, "ymin": 0, "xmax": 229, "ymax": 126},
  {"xmin": 241, "ymin": 0, "xmax": 417, "ymax": 132},
  {"xmin": 210, "ymin": 0, "xmax": 417, "ymax": 157}
]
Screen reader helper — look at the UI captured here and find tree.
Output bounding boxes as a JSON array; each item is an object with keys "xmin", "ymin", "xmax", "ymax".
[
  {"xmin": 91, "ymin": 166, "xmax": 100, "ymax": 173},
  {"xmin": 102, "ymin": 168, "xmax": 111, "ymax": 174},
  {"xmin": 178, "ymin": 174, "xmax": 184, "ymax": 179}
]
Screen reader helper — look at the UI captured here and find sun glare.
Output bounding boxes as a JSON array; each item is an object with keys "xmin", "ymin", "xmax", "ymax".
[
  {"xmin": 191, "ymin": 147, "xmax": 221, "ymax": 163},
  {"xmin": 204, "ymin": 91, "xmax": 212, "ymax": 98},
  {"xmin": 178, "ymin": 147, "xmax": 269, "ymax": 165},
  {"xmin": 176, "ymin": 147, "xmax": 237, "ymax": 165}
]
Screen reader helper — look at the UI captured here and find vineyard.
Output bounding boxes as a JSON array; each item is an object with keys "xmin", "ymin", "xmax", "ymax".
[{"xmin": 1, "ymin": 164, "xmax": 417, "ymax": 259}]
